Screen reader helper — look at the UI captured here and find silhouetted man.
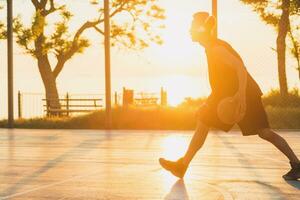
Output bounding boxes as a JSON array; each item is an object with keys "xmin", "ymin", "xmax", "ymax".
[{"xmin": 159, "ymin": 12, "xmax": 300, "ymax": 180}]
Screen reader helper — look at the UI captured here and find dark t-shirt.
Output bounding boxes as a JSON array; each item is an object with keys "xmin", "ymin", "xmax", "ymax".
[{"xmin": 205, "ymin": 39, "xmax": 263, "ymax": 105}]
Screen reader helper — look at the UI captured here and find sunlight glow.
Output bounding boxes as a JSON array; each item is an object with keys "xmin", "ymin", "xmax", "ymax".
[
  {"xmin": 0, "ymin": 0, "xmax": 299, "ymax": 119},
  {"xmin": 159, "ymin": 135, "xmax": 189, "ymax": 191},
  {"xmin": 160, "ymin": 135, "xmax": 188, "ymax": 161},
  {"xmin": 159, "ymin": 134, "xmax": 194, "ymax": 186}
]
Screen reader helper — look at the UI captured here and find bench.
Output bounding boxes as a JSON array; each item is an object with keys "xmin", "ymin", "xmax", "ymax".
[
  {"xmin": 134, "ymin": 97, "xmax": 159, "ymax": 106},
  {"xmin": 43, "ymin": 97, "xmax": 103, "ymax": 116}
]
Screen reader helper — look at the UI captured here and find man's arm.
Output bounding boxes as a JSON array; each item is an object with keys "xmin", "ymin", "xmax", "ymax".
[
  {"xmin": 213, "ymin": 46, "xmax": 248, "ymax": 95},
  {"xmin": 213, "ymin": 46, "xmax": 248, "ymax": 120}
]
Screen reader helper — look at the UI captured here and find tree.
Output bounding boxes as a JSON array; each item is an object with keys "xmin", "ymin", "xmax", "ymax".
[
  {"xmin": 14, "ymin": 0, "xmax": 165, "ymax": 114},
  {"xmin": 0, "ymin": 5, "xmax": 6, "ymax": 39},
  {"xmin": 289, "ymin": 2, "xmax": 300, "ymax": 80},
  {"xmin": 240, "ymin": 0, "xmax": 300, "ymax": 97}
]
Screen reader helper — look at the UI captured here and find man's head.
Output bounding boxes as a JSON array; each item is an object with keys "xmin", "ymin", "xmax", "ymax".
[{"xmin": 190, "ymin": 12, "xmax": 216, "ymax": 46}]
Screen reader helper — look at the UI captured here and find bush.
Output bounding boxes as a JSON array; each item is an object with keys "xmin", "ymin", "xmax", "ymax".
[
  {"xmin": 262, "ymin": 88, "xmax": 300, "ymax": 107},
  {"xmin": 1, "ymin": 88, "xmax": 299, "ymax": 130}
]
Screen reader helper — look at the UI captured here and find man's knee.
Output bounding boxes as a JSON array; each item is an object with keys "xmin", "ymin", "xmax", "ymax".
[
  {"xmin": 258, "ymin": 128, "xmax": 274, "ymax": 140},
  {"xmin": 197, "ymin": 121, "xmax": 209, "ymax": 132}
]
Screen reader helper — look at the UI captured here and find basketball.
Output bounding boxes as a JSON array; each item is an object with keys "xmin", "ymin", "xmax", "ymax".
[{"xmin": 217, "ymin": 97, "xmax": 240, "ymax": 125}]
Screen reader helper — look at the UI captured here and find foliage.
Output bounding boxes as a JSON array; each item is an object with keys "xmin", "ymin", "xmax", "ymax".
[
  {"xmin": 11, "ymin": 0, "xmax": 165, "ymax": 111},
  {"xmin": 92, "ymin": 0, "xmax": 166, "ymax": 49},
  {"xmin": 1, "ymin": 104, "xmax": 299, "ymax": 129},
  {"xmin": 240, "ymin": 0, "xmax": 299, "ymax": 27},
  {"xmin": 13, "ymin": 6, "xmax": 89, "ymax": 59},
  {"xmin": 0, "ymin": 5, "xmax": 6, "ymax": 39},
  {"xmin": 262, "ymin": 87, "xmax": 300, "ymax": 107},
  {"xmin": 289, "ymin": 18, "xmax": 300, "ymax": 79},
  {"xmin": 177, "ymin": 88, "xmax": 300, "ymax": 108},
  {"xmin": 240, "ymin": 0, "xmax": 300, "ymax": 79},
  {"xmin": 177, "ymin": 97, "xmax": 207, "ymax": 108},
  {"xmin": 265, "ymin": 106, "xmax": 300, "ymax": 129},
  {"xmin": 14, "ymin": 0, "xmax": 165, "ymax": 68}
]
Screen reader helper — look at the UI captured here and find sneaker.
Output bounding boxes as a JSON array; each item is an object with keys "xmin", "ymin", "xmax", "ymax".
[
  {"xmin": 159, "ymin": 158, "xmax": 188, "ymax": 179},
  {"xmin": 283, "ymin": 162, "xmax": 300, "ymax": 180}
]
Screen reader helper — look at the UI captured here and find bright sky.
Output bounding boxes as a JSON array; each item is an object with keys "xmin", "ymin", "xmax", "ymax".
[{"xmin": 0, "ymin": 0, "xmax": 299, "ymax": 117}]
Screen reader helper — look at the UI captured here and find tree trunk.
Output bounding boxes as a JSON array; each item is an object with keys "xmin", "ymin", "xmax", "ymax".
[
  {"xmin": 288, "ymin": 26, "xmax": 300, "ymax": 80},
  {"xmin": 276, "ymin": 0, "xmax": 290, "ymax": 98},
  {"xmin": 37, "ymin": 56, "xmax": 61, "ymax": 116}
]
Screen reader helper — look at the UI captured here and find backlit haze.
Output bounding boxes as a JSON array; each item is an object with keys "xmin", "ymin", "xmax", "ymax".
[{"xmin": 0, "ymin": 0, "xmax": 299, "ymax": 114}]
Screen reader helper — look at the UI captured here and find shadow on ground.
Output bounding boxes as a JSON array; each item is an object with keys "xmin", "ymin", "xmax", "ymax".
[
  {"xmin": 164, "ymin": 179, "xmax": 189, "ymax": 200},
  {"xmin": 285, "ymin": 180, "xmax": 300, "ymax": 190}
]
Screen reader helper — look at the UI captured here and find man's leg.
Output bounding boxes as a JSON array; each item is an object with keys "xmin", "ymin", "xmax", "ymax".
[
  {"xmin": 159, "ymin": 121, "xmax": 209, "ymax": 178},
  {"xmin": 258, "ymin": 128, "xmax": 300, "ymax": 180},
  {"xmin": 257, "ymin": 128, "xmax": 299, "ymax": 163},
  {"xmin": 182, "ymin": 121, "xmax": 209, "ymax": 166}
]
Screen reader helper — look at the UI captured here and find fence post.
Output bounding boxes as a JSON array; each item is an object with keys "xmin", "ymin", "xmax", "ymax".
[
  {"xmin": 66, "ymin": 92, "xmax": 70, "ymax": 117},
  {"xmin": 161, "ymin": 87, "xmax": 167, "ymax": 106},
  {"xmin": 46, "ymin": 98, "xmax": 50, "ymax": 117},
  {"xmin": 114, "ymin": 92, "xmax": 118, "ymax": 106},
  {"xmin": 123, "ymin": 87, "xmax": 134, "ymax": 108},
  {"xmin": 18, "ymin": 91, "xmax": 22, "ymax": 118}
]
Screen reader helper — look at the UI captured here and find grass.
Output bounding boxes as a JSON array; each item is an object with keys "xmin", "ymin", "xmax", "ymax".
[
  {"xmin": 0, "ymin": 107, "xmax": 196, "ymax": 130},
  {"xmin": 1, "ymin": 105, "xmax": 299, "ymax": 130},
  {"xmin": 0, "ymin": 89, "xmax": 299, "ymax": 130}
]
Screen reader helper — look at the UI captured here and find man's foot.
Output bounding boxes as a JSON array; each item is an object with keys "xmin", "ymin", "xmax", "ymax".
[
  {"xmin": 159, "ymin": 158, "xmax": 188, "ymax": 179},
  {"xmin": 283, "ymin": 162, "xmax": 300, "ymax": 180}
]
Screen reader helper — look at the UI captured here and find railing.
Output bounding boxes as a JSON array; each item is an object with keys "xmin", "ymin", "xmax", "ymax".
[
  {"xmin": 16, "ymin": 88, "xmax": 167, "ymax": 118},
  {"xmin": 17, "ymin": 92, "xmax": 106, "ymax": 118},
  {"xmin": 134, "ymin": 92, "xmax": 159, "ymax": 106},
  {"xmin": 42, "ymin": 94, "xmax": 103, "ymax": 117},
  {"xmin": 122, "ymin": 87, "xmax": 167, "ymax": 107},
  {"xmin": 17, "ymin": 92, "xmax": 45, "ymax": 118}
]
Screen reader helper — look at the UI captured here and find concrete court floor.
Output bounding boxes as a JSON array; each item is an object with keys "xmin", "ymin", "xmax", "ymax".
[{"xmin": 0, "ymin": 129, "xmax": 300, "ymax": 200}]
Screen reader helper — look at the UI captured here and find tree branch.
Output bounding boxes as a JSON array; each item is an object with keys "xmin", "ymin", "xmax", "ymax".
[
  {"xmin": 53, "ymin": 57, "xmax": 66, "ymax": 79},
  {"xmin": 110, "ymin": 1, "xmax": 127, "ymax": 17},
  {"xmin": 42, "ymin": 0, "xmax": 56, "ymax": 16},
  {"xmin": 53, "ymin": 0, "xmax": 158, "ymax": 78},
  {"xmin": 93, "ymin": 26, "xmax": 104, "ymax": 35},
  {"xmin": 288, "ymin": 25, "xmax": 300, "ymax": 79},
  {"xmin": 40, "ymin": 0, "xmax": 48, "ymax": 8},
  {"xmin": 53, "ymin": 20, "xmax": 100, "ymax": 78},
  {"xmin": 75, "ymin": 20, "xmax": 101, "ymax": 41},
  {"xmin": 31, "ymin": 0, "xmax": 39, "ymax": 9},
  {"xmin": 91, "ymin": 1, "xmax": 128, "ymax": 36}
]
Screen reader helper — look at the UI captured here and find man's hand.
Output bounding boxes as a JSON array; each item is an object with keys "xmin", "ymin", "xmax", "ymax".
[
  {"xmin": 212, "ymin": 45, "xmax": 248, "ymax": 123},
  {"xmin": 232, "ymin": 91, "xmax": 246, "ymax": 122}
]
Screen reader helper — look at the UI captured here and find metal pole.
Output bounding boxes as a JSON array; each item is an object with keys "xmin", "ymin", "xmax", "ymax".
[
  {"xmin": 104, "ymin": 0, "xmax": 112, "ymax": 129},
  {"xmin": 66, "ymin": 92, "xmax": 69, "ymax": 117},
  {"xmin": 114, "ymin": 91, "xmax": 118, "ymax": 106},
  {"xmin": 18, "ymin": 91, "xmax": 22, "ymax": 119},
  {"xmin": 212, "ymin": 0, "xmax": 218, "ymax": 38},
  {"xmin": 7, "ymin": 0, "xmax": 14, "ymax": 128}
]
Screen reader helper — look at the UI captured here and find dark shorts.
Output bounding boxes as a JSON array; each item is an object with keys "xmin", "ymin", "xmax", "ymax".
[{"xmin": 197, "ymin": 94, "xmax": 270, "ymax": 136}]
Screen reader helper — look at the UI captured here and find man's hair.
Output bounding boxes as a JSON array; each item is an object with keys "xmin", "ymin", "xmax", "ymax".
[
  {"xmin": 193, "ymin": 12, "xmax": 216, "ymax": 33},
  {"xmin": 193, "ymin": 12, "xmax": 209, "ymax": 24}
]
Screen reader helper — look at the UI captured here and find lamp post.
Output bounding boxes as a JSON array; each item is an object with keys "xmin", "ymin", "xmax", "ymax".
[
  {"xmin": 7, "ymin": 0, "xmax": 14, "ymax": 128},
  {"xmin": 212, "ymin": 0, "xmax": 218, "ymax": 38},
  {"xmin": 104, "ymin": 0, "xmax": 112, "ymax": 129}
]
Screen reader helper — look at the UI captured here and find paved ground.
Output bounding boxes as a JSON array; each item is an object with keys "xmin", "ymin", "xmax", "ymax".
[{"xmin": 0, "ymin": 129, "xmax": 299, "ymax": 200}]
